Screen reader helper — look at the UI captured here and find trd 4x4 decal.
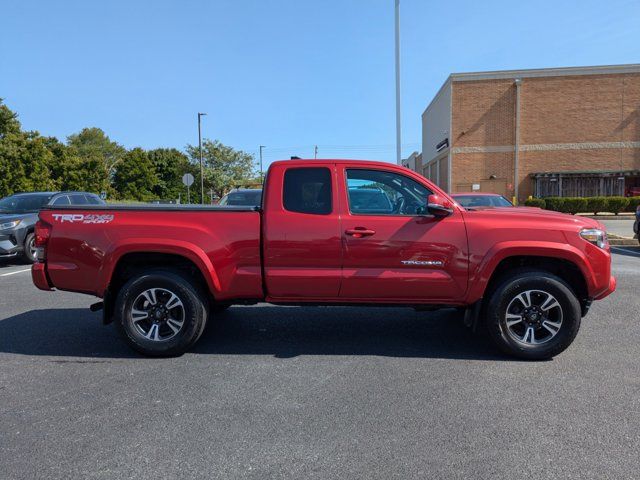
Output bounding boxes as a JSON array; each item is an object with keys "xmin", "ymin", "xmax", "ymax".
[{"xmin": 52, "ymin": 214, "xmax": 114, "ymax": 224}]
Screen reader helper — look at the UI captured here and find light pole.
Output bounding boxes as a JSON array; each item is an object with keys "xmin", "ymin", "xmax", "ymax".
[
  {"xmin": 198, "ymin": 112, "xmax": 207, "ymax": 204},
  {"xmin": 394, "ymin": 0, "xmax": 402, "ymax": 165},
  {"xmin": 259, "ymin": 145, "xmax": 266, "ymax": 181}
]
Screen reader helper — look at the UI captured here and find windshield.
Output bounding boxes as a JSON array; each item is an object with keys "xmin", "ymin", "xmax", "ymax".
[
  {"xmin": 219, "ymin": 190, "xmax": 262, "ymax": 206},
  {"xmin": 0, "ymin": 194, "xmax": 52, "ymax": 214},
  {"xmin": 454, "ymin": 195, "xmax": 513, "ymax": 208}
]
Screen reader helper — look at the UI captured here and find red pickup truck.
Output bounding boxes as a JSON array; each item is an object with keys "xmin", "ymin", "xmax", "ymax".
[{"xmin": 32, "ymin": 159, "xmax": 616, "ymax": 359}]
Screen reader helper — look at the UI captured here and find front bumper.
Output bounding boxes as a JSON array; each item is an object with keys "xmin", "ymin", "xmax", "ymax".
[
  {"xmin": 31, "ymin": 263, "xmax": 53, "ymax": 291},
  {"xmin": 0, "ymin": 226, "xmax": 28, "ymax": 256},
  {"xmin": 594, "ymin": 275, "xmax": 616, "ymax": 300},
  {"xmin": 0, "ymin": 233, "xmax": 22, "ymax": 256}
]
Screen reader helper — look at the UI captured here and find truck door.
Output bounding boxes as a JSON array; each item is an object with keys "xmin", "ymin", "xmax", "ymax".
[
  {"xmin": 263, "ymin": 164, "xmax": 343, "ymax": 299},
  {"xmin": 338, "ymin": 167, "xmax": 468, "ymax": 302}
]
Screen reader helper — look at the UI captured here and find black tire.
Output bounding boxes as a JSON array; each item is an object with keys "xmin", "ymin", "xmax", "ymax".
[
  {"xmin": 23, "ymin": 232, "xmax": 37, "ymax": 264},
  {"xmin": 483, "ymin": 269, "xmax": 581, "ymax": 360},
  {"xmin": 114, "ymin": 269, "xmax": 208, "ymax": 357}
]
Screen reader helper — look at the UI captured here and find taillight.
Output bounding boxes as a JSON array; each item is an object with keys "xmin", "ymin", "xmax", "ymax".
[{"xmin": 34, "ymin": 220, "xmax": 51, "ymax": 262}]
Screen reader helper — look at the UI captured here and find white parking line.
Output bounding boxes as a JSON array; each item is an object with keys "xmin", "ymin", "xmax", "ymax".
[
  {"xmin": 0, "ymin": 268, "xmax": 31, "ymax": 277},
  {"xmin": 611, "ymin": 246, "xmax": 640, "ymax": 257}
]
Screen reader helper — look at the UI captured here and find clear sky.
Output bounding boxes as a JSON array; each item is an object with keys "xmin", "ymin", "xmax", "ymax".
[{"xmin": 1, "ymin": 0, "xmax": 639, "ymax": 168}]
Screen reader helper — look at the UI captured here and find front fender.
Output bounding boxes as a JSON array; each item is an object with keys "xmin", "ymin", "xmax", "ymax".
[
  {"xmin": 98, "ymin": 238, "xmax": 222, "ymax": 297},
  {"xmin": 465, "ymin": 241, "xmax": 595, "ymax": 304}
]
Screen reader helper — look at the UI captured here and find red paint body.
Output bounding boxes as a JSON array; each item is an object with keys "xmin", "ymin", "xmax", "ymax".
[{"xmin": 32, "ymin": 160, "xmax": 616, "ymax": 306}]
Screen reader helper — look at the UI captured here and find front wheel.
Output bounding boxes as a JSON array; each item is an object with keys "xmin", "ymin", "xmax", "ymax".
[
  {"xmin": 483, "ymin": 270, "xmax": 581, "ymax": 360},
  {"xmin": 114, "ymin": 269, "xmax": 208, "ymax": 357},
  {"xmin": 23, "ymin": 233, "xmax": 37, "ymax": 263}
]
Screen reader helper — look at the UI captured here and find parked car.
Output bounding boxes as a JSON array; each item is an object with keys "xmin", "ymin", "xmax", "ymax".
[
  {"xmin": 218, "ymin": 189, "xmax": 263, "ymax": 207},
  {"xmin": 0, "ymin": 191, "xmax": 104, "ymax": 263},
  {"xmin": 451, "ymin": 192, "xmax": 513, "ymax": 208},
  {"xmin": 32, "ymin": 159, "xmax": 615, "ymax": 359}
]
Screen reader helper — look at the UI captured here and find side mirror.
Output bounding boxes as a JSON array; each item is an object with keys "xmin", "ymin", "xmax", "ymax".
[{"xmin": 427, "ymin": 194, "xmax": 454, "ymax": 217}]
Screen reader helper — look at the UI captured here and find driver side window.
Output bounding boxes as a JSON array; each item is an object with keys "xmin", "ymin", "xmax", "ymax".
[{"xmin": 346, "ymin": 169, "xmax": 431, "ymax": 216}]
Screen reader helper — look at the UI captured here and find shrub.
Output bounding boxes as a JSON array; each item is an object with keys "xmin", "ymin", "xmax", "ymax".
[
  {"xmin": 524, "ymin": 198, "xmax": 546, "ymax": 208},
  {"xmin": 626, "ymin": 196, "xmax": 640, "ymax": 212},
  {"xmin": 586, "ymin": 197, "xmax": 609, "ymax": 215},
  {"xmin": 544, "ymin": 197, "xmax": 564, "ymax": 212},
  {"xmin": 607, "ymin": 196, "xmax": 630, "ymax": 215},
  {"xmin": 560, "ymin": 197, "xmax": 588, "ymax": 214}
]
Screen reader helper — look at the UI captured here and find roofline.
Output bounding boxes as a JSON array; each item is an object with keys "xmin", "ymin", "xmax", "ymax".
[
  {"xmin": 450, "ymin": 63, "xmax": 640, "ymax": 82},
  {"xmin": 269, "ymin": 158, "xmax": 396, "ymax": 167},
  {"xmin": 422, "ymin": 77, "xmax": 452, "ymax": 118},
  {"xmin": 422, "ymin": 63, "xmax": 640, "ymax": 117}
]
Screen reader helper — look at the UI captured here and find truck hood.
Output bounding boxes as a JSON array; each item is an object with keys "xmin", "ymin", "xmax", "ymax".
[{"xmin": 464, "ymin": 206, "xmax": 603, "ymax": 230}]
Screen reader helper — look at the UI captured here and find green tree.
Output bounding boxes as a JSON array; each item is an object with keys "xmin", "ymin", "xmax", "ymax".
[
  {"xmin": 0, "ymin": 131, "xmax": 56, "ymax": 196},
  {"xmin": 0, "ymin": 101, "xmax": 55, "ymax": 196},
  {"xmin": 113, "ymin": 147, "xmax": 158, "ymax": 201},
  {"xmin": 67, "ymin": 127, "xmax": 126, "ymax": 178},
  {"xmin": 148, "ymin": 148, "xmax": 196, "ymax": 201},
  {"xmin": 0, "ymin": 98, "xmax": 21, "ymax": 137},
  {"xmin": 44, "ymin": 136, "xmax": 108, "ymax": 193},
  {"xmin": 186, "ymin": 139, "xmax": 256, "ymax": 199}
]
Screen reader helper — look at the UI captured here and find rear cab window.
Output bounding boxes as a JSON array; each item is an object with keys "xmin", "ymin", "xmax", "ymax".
[{"xmin": 283, "ymin": 167, "xmax": 332, "ymax": 215}]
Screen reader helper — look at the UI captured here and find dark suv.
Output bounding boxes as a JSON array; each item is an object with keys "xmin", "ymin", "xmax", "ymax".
[{"xmin": 0, "ymin": 191, "xmax": 104, "ymax": 263}]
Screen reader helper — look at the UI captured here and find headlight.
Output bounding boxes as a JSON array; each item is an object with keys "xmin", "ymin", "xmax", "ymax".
[
  {"xmin": 580, "ymin": 228, "xmax": 608, "ymax": 249},
  {"xmin": 0, "ymin": 220, "xmax": 21, "ymax": 230}
]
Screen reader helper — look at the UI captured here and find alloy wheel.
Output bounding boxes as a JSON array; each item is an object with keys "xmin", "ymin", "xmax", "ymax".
[
  {"xmin": 130, "ymin": 288, "xmax": 185, "ymax": 341},
  {"xmin": 504, "ymin": 289, "xmax": 563, "ymax": 346}
]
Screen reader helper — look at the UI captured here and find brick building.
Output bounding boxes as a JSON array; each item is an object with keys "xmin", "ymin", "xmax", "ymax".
[{"xmin": 419, "ymin": 64, "xmax": 640, "ymax": 202}]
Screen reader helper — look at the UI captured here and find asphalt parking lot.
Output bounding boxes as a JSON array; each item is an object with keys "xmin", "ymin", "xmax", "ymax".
[
  {"xmin": 599, "ymin": 218, "xmax": 636, "ymax": 238},
  {"xmin": 1, "ymin": 251, "xmax": 639, "ymax": 480}
]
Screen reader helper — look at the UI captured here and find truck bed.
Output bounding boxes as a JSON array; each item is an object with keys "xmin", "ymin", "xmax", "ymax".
[{"xmin": 37, "ymin": 205, "xmax": 263, "ymax": 300}]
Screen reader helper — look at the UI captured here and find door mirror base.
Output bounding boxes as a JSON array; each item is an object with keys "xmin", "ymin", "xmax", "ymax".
[{"xmin": 427, "ymin": 194, "xmax": 454, "ymax": 217}]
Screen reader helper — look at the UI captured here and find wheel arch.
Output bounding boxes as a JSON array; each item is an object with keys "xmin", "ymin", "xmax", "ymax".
[
  {"xmin": 101, "ymin": 246, "xmax": 220, "ymax": 324},
  {"xmin": 483, "ymin": 256, "xmax": 588, "ymax": 305},
  {"xmin": 467, "ymin": 243, "xmax": 594, "ymax": 312}
]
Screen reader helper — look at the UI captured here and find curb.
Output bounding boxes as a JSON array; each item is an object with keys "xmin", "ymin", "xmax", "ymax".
[{"xmin": 609, "ymin": 239, "xmax": 639, "ymax": 246}]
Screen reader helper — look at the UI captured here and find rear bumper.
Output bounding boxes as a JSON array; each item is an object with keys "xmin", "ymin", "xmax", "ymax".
[
  {"xmin": 594, "ymin": 275, "xmax": 616, "ymax": 300},
  {"xmin": 31, "ymin": 263, "xmax": 53, "ymax": 291}
]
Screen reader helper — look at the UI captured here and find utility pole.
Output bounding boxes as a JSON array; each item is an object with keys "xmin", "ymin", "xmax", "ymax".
[
  {"xmin": 394, "ymin": 0, "xmax": 402, "ymax": 165},
  {"xmin": 259, "ymin": 145, "xmax": 266, "ymax": 181},
  {"xmin": 314, "ymin": 145, "xmax": 318, "ymax": 159},
  {"xmin": 198, "ymin": 112, "xmax": 207, "ymax": 204}
]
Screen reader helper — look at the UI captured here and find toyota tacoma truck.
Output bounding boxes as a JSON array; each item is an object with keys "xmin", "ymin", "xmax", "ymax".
[{"xmin": 31, "ymin": 160, "xmax": 616, "ymax": 359}]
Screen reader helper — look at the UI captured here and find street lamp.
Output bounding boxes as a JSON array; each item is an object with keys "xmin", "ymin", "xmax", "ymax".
[
  {"xmin": 198, "ymin": 112, "xmax": 207, "ymax": 204},
  {"xmin": 394, "ymin": 0, "xmax": 402, "ymax": 165}
]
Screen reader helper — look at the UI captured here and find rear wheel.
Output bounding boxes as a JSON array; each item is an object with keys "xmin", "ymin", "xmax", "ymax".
[
  {"xmin": 484, "ymin": 270, "xmax": 581, "ymax": 360},
  {"xmin": 115, "ymin": 269, "xmax": 208, "ymax": 356},
  {"xmin": 23, "ymin": 233, "xmax": 37, "ymax": 263}
]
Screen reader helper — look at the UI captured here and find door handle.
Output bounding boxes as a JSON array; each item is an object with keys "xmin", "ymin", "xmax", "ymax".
[{"xmin": 345, "ymin": 228, "xmax": 376, "ymax": 238}]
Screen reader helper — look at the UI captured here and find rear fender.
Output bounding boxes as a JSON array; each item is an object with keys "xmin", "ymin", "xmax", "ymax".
[{"xmin": 98, "ymin": 238, "xmax": 222, "ymax": 297}]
